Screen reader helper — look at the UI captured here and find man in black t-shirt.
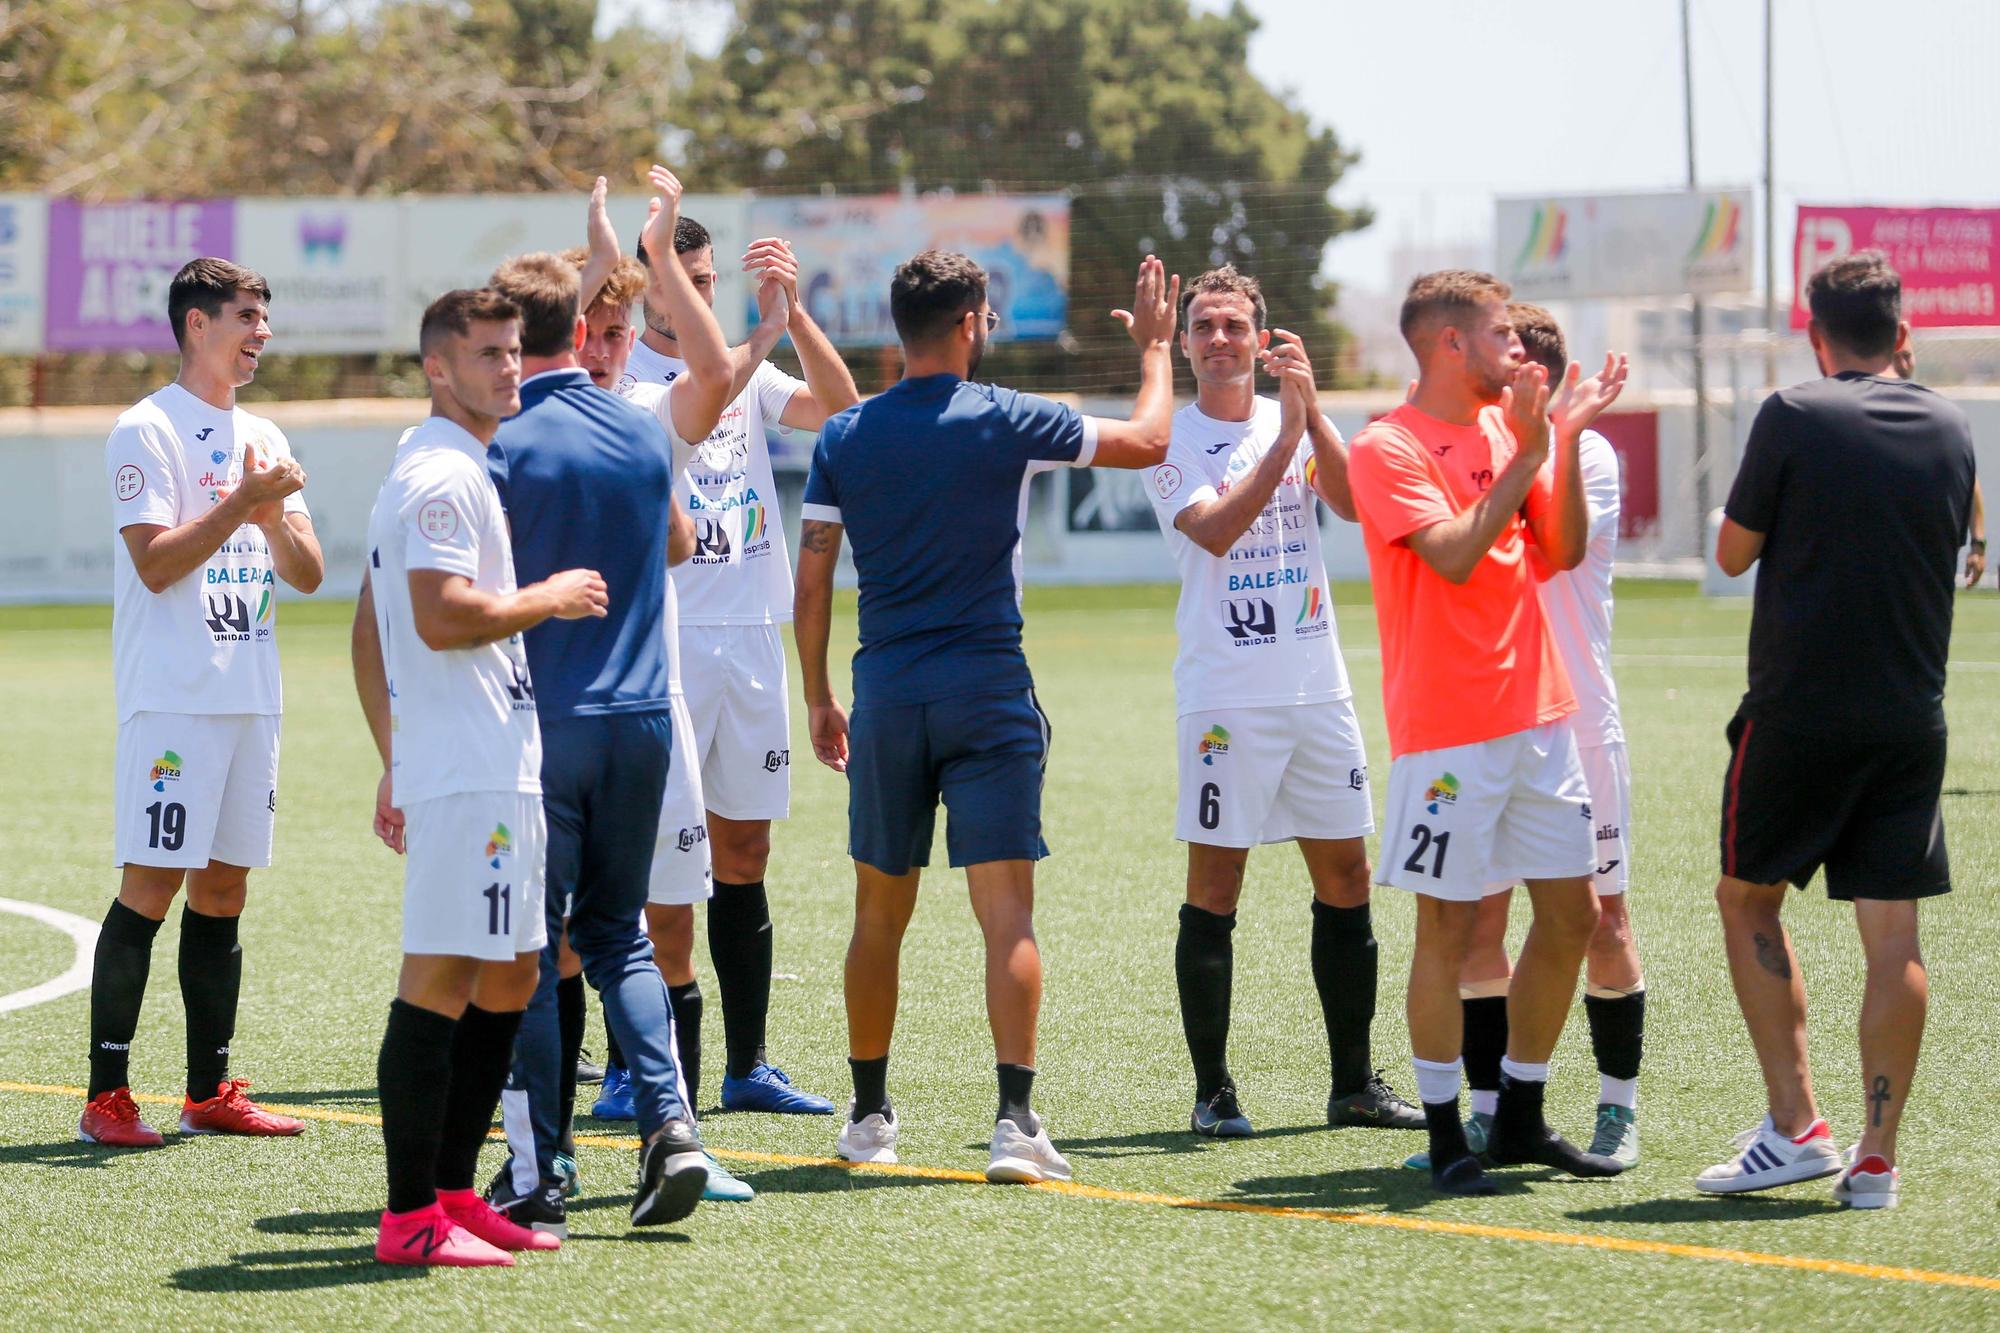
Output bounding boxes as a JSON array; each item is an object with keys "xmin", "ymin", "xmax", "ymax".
[{"xmin": 1695, "ymin": 251, "xmax": 1975, "ymax": 1211}]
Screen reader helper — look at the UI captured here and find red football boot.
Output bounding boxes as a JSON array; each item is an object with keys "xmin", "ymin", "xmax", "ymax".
[
  {"xmin": 180, "ymin": 1078, "xmax": 306, "ymax": 1137},
  {"xmin": 438, "ymin": 1188, "xmax": 561, "ymax": 1252},
  {"xmin": 79, "ymin": 1087, "xmax": 165, "ymax": 1148},
  {"xmin": 375, "ymin": 1203, "xmax": 514, "ymax": 1268}
]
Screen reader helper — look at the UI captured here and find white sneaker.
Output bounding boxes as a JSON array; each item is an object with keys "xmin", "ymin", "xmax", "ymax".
[
  {"xmin": 1695, "ymin": 1115, "xmax": 1843, "ymax": 1194},
  {"xmin": 986, "ymin": 1116, "xmax": 1072, "ymax": 1184},
  {"xmin": 1833, "ymin": 1148, "xmax": 1901, "ymax": 1210},
  {"xmin": 835, "ymin": 1103, "xmax": 899, "ymax": 1165}
]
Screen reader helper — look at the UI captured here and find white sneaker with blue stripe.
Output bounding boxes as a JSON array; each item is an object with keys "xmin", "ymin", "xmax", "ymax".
[{"xmin": 1694, "ymin": 1115, "xmax": 1842, "ymax": 1194}]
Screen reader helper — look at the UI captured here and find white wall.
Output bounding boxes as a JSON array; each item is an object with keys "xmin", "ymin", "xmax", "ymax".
[{"xmin": 5, "ymin": 385, "xmax": 1994, "ymax": 603}]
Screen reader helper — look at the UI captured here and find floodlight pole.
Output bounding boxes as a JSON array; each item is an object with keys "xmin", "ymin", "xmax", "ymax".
[
  {"xmin": 1682, "ymin": 0, "xmax": 1711, "ymax": 528},
  {"xmin": 1763, "ymin": 0, "xmax": 1777, "ymax": 387}
]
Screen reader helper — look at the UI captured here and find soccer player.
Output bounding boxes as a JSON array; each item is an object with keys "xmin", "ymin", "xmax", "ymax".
[
  {"xmin": 480, "ymin": 164, "xmax": 733, "ymax": 1235},
  {"xmin": 1700, "ymin": 252, "xmax": 1974, "ymax": 1209},
  {"xmin": 351, "ymin": 287, "xmax": 610, "ymax": 1266},
  {"xmin": 615, "ymin": 200, "xmax": 860, "ymax": 1117},
  {"xmin": 1402, "ymin": 303, "xmax": 1646, "ymax": 1175},
  {"xmin": 796, "ymin": 249, "xmax": 1179, "ymax": 1181},
  {"xmin": 1347, "ymin": 270, "xmax": 1628, "ymax": 1196},
  {"xmin": 85, "ymin": 258, "xmax": 323, "ymax": 1148},
  {"xmin": 1143, "ymin": 264, "xmax": 1419, "ymax": 1138}
]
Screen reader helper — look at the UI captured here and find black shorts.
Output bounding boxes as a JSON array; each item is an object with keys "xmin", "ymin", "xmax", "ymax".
[{"xmin": 1719, "ymin": 712, "xmax": 1950, "ymax": 901}]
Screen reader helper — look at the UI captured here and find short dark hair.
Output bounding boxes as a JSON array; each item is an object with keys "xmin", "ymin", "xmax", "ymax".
[
  {"xmin": 1807, "ymin": 250, "xmax": 1901, "ymax": 359},
  {"xmin": 419, "ymin": 287, "xmax": 520, "ymax": 357},
  {"xmin": 890, "ymin": 250, "xmax": 987, "ymax": 345},
  {"xmin": 635, "ymin": 215, "xmax": 713, "ymax": 269},
  {"xmin": 167, "ymin": 257, "xmax": 271, "ymax": 349},
  {"xmin": 489, "ymin": 252, "xmax": 581, "ymax": 357},
  {"xmin": 1399, "ymin": 269, "xmax": 1510, "ymax": 350},
  {"xmin": 1508, "ymin": 302, "xmax": 1566, "ymax": 380},
  {"xmin": 1181, "ymin": 264, "xmax": 1266, "ymax": 331}
]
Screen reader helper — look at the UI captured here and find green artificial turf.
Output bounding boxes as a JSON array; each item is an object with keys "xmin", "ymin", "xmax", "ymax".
[{"xmin": 2, "ymin": 582, "xmax": 1997, "ymax": 1328}]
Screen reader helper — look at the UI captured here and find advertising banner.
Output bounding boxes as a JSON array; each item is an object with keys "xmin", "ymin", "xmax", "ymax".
[
  {"xmin": 1496, "ymin": 189, "xmax": 1754, "ymax": 300},
  {"xmin": 748, "ymin": 193, "xmax": 1069, "ymax": 346},
  {"xmin": 1593, "ymin": 409, "xmax": 1660, "ymax": 541},
  {"xmin": 235, "ymin": 199, "xmax": 402, "ymax": 353},
  {"xmin": 44, "ymin": 199, "xmax": 233, "ymax": 351},
  {"xmin": 1792, "ymin": 205, "xmax": 1998, "ymax": 329},
  {"xmin": 0, "ymin": 195, "xmax": 46, "ymax": 353}
]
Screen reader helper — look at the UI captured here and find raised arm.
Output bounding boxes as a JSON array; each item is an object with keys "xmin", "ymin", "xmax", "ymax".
[
  {"xmin": 639, "ymin": 165, "xmax": 735, "ymax": 445},
  {"xmin": 1525, "ymin": 352, "xmax": 1628, "ymax": 572},
  {"xmin": 1401, "ymin": 363, "xmax": 1552, "ymax": 585},
  {"xmin": 741, "ymin": 237, "xmax": 861, "ymax": 429},
  {"xmin": 1265, "ymin": 329, "xmax": 1355, "ymax": 522},
  {"xmin": 1086, "ymin": 256, "xmax": 1181, "ymax": 469},
  {"xmin": 576, "ymin": 176, "xmax": 621, "ymax": 313},
  {"xmin": 406, "ymin": 565, "xmax": 608, "ymax": 651},
  {"xmin": 1174, "ymin": 374, "xmax": 1308, "ymax": 558},
  {"xmin": 794, "ymin": 517, "xmax": 849, "ymax": 773}
]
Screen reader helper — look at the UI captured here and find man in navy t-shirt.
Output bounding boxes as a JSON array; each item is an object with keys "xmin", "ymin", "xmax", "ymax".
[
  {"xmin": 484, "ymin": 166, "xmax": 737, "ymax": 1234},
  {"xmin": 796, "ymin": 249, "xmax": 1180, "ymax": 1182}
]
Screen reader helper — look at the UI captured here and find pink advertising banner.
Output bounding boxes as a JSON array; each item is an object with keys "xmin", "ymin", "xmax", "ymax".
[
  {"xmin": 1793, "ymin": 205, "xmax": 1999, "ymax": 329},
  {"xmin": 43, "ymin": 199, "xmax": 234, "ymax": 351}
]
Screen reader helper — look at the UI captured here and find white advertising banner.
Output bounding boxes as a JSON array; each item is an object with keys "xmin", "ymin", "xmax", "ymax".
[
  {"xmin": 0, "ymin": 195, "xmax": 46, "ymax": 353},
  {"xmin": 396, "ymin": 194, "xmax": 751, "ymax": 344},
  {"xmin": 1495, "ymin": 189, "xmax": 1755, "ymax": 300},
  {"xmin": 235, "ymin": 198, "xmax": 402, "ymax": 353}
]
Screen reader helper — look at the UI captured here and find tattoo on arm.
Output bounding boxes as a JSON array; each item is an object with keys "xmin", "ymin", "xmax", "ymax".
[
  {"xmin": 1751, "ymin": 930, "xmax": 1793, "ymax": 980},
  {"xmin": 800, "ymin": 519, "xmax": 840, "ymax": 555}
]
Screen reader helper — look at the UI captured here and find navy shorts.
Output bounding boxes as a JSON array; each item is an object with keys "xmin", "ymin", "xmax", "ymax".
[
  {"xmin": 847, "ymin": 689, "xmax": 1052, "ymax": 875},
  {"xmin": 540, "ymin": 711, "xmax": 672, "ymax": 941}
]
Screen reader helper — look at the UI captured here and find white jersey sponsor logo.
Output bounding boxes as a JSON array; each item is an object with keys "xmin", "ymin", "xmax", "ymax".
[{"xmin": 105, "ymin": 383, "xmax": 309, "ymax": 722}]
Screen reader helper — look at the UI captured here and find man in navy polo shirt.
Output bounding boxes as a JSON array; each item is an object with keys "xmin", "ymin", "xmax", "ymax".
[
  {"xmin": 795, "ymin": 249, "xmax": 1179, "ymax": 1182},
  {"xmin": 483, "ymin": 166, "xmax": 736, "ymax": 1234}
]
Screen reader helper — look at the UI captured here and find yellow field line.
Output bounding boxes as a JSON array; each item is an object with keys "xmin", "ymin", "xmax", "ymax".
[{"xmin": 8, "ymin": 1079, "xmax": 1998, "ymax": 1294}]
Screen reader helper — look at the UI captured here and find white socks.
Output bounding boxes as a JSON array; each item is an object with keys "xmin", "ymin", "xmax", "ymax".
[
  {"xmin": 1499, "ymin": 1056, "xmax": 1550, "ymax": 1084},
  {"xmin": 1412, "ymin": 1057, "xmax": 1463, "ymax": 1106},
  {"xmin": 1600, "ymin": 1075, "xmax": 1639, "ymax": 1110}
]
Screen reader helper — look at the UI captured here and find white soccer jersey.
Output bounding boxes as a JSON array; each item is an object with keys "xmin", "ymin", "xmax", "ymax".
[
  {"xmin": 366, "ymin": 416, "xmax": 541, "ymax": 806},
  {"xmin": 1146, "ymin": 399, "xmax": 1353, "ymax": 716},
  {"xmin": 623, "ymin": 338, "xmax": 804, "ymax": 625},
  {"xmin": 1537, "ymin": 428, "xmax": 1623, "ymax": 747},
  {"xmin": 106, "ymin": 383, "xmax": 310, "ymax": 722},
  {"xmin": 621, "ymin": 379, "xmax": 691, "ymax": 694}
]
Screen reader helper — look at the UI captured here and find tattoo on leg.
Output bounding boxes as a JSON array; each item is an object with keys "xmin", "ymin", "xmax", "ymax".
[
  {"xmin": 1751, "ymin": 930, "xmax": 1793, "ymax": 980},
  {"xmin": 1870, "ymin": 1075, "xmax": 1891, "ymax": 1127}
]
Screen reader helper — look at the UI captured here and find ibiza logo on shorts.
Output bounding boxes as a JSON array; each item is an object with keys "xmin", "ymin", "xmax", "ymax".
[
  {"xmin": 764, "ymin": 748, "xmax": 789, "ymax": 773},
  {"xmin": 418, "ymin": 500, "xmax": 459, "ymax": 543},
  {"xmin": 1152, "ymin": 464, "xmax": 1183, "ymax": 499},
  {"xmin": 1425, "ymin": 773, "xmax": 1460, "ymax": 814},
  {"xmin": 1294, "ymin": 585, "xmax": 1328, "ymax": 639},
  {"xmin": 677, "ymin": 825, "xmax": 708, "ymax": 853},
  {"xmin": 485, "ymin": 823, "xmax": 512, "ymax": 868},
  {"xmin": 1219, "ymin": 598, "xmax": 1276, "ymax": 646},
  {"xmin": 115, "ymin": 465, "xmax": 145, "ymax": 501},
  {"xmin": 149, "ymin": 750, "xmax": 183, "ymax": 791},
  {"xmin": 1197, "ymin": 725, "xmax": 1230, "ymax": 765}
]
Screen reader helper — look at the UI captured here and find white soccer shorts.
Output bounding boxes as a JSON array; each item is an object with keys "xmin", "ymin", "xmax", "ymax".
[
  {"xmin": 1175, "ymin": 699, "xmax": 1375, "ymax": 847},
  {"xmin": 1379, "ymin": 721, "xmax": 1595, "ymax": 902},
  {"xmin": 114, "ymin": 712, "xmax": 279, "ymax": 870},
  {"xmin": 1580, "ymin": 739, "xmax": 1631, "ymax": 896},
  {"xmin": 649, "ymin": 692, "xmax": 715, "ymax": 906},
  {"xmin": 401, "ymin": 791, "xmax": 549, "ymax": 961},
  {"xmin": 678, "ymin": 622, "xmax": 792, "ymax": 821}
]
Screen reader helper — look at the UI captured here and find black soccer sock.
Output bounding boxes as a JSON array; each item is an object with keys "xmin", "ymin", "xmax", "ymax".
[
  {"xmin": 178, "ymin": 906, "xmax": 241, "ymax": 1102},
  {"xmin": 709, "ymin": 879, "xmax": 773, "ymax": 1079},
  {"xmin": 434, "ymin": 1004, "xmax": 524, "ymax": 1192},
  {"xmin": 604, "ymin": 1016, "xmax": 626, "ymax": 1073},
  {"xmin": 1462, "ymin": 996, "xmax": 1509, "ymax": 1096},
  {"xmin": 556, "ymin": 973, "xmax": 584, "ymax": 1154},
  {"xmin": 1311, "ymin": 900, "xmax": 1378, "ymax": 1097},
  {"xmin": 1175, "ymin": 904, "xmax": 1236, "ymax": 1102},
  {"xmin": 88, "ymin": 901, "xmax": 164, "ymax": 1097},
  {"xmin": 378, "ymin": 999, "xmax": 457, "ymax": 1215},
  {"xmin": 1584, "ymin": 990, "xmax": 1646, "ymax": 1082},
  {"xmin": 996, "ymin": 1063, "xmax": 1037, "ymax": 1131},
  {"xmin": 1423, "ymin": 1096, "xmax": 1470, "ymax": 1166},
  {"xmin": 669, "ymin": 980, "xmax": 704, "ymax": 1110},
  {"xmin": 850, "ymin": 1055, "xmax": 889, "ymax": 1122}
]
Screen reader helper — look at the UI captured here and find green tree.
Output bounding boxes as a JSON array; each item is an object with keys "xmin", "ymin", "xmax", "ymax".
[{"xmin": 674, "ymin": 0, "xmax": 1371, "ymax": 390}]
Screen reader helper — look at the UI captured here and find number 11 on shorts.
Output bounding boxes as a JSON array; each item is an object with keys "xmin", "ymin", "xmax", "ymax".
[{"xmin": 483, "ymin": 881, "xmax": 511, "ymax": 935}]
